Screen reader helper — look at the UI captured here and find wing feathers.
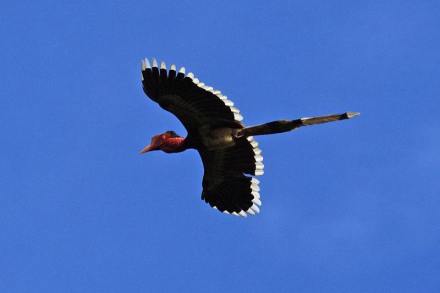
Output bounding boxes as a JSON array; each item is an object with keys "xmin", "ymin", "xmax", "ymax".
[
  {"xmin": 200, "ymin": 135, "xmax": 264, "ymax": 216},
  {"xmin": 202, "ymin": 175, "xmax": 262, "ymax": 216},
  {"xmin": 141, "ymin": 58, "xmax": 243, "ymax": 132}
]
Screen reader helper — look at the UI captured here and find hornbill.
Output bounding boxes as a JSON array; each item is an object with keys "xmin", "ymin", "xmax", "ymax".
[{"xmin": 140, "ymin": 58, "xmax": 359, "ymax": 217}]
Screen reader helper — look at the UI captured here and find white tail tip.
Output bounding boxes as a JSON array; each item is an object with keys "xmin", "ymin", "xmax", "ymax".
[{"xmin": 346, "ymin": 112, "xmax": 360, "ymax": 118}]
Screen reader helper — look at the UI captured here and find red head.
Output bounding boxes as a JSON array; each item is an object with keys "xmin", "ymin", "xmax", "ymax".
[{"xmin": 140, "ymin": 131, "xmax": 186, "ymax": 154}]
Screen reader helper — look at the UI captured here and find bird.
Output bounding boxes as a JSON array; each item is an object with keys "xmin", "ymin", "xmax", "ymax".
[{"xmin": 140, "ymin": 58, "xmax": 359, "ymax": 217}]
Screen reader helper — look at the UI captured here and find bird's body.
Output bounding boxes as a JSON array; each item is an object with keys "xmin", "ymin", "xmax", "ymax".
[{"xmin": 140, "ymin": 58, "xmax": 359, "ymax": 217}]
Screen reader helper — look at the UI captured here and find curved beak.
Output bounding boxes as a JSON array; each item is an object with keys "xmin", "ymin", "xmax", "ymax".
[{"xmin": 139, "ymin": 144, "xmax": 154, "ymax": 154}]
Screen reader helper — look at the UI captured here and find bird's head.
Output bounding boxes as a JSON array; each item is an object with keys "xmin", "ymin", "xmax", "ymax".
[{"xmin": 140, "ymin": 131, "xmax": 185, "ymax": 154}]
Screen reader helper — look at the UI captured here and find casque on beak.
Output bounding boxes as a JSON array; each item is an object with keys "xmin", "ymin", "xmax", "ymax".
[{"xmin": 139, "ymin": 144, "xmax": 154, "ymax": 154}]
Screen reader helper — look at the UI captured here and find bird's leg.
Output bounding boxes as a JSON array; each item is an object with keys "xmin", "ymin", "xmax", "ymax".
[{"xmin": 235, "ymin": 112, "xmax": 360, "ymax": 137}]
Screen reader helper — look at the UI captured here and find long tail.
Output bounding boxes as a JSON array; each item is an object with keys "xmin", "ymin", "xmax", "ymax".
[{"xmin": 236, "ymin": 112, "xmax": 360, "ymax": 137}]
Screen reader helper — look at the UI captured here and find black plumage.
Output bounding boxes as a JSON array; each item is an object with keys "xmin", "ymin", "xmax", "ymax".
[{"xmin": 140, "ymin": 58, "xmax": 359, "ymax": 217}]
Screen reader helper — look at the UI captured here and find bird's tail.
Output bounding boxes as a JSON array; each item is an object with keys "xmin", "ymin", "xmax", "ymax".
[{"xmin": 236, "ymin": 112, "xmax": 360, "ymax": 137}]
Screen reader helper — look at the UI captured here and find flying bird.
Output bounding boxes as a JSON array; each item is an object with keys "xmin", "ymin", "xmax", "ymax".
[{"xmin": 140, "ymin": 58, "xmax": 359, "ymax": 217}]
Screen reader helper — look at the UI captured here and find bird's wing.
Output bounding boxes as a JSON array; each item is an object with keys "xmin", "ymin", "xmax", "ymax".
[
  {"xmin": 199, "ymin": 135, "xmax": 263, "ymax": 217},
  {"xmin": 141, "ymin": 58, "xmax": 244, "ymax": 134}
]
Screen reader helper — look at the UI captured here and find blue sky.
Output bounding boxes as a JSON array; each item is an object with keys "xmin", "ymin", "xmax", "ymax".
[{"xmin": 1, "ymin": 1, "xmax": 439, "ymax": 292}]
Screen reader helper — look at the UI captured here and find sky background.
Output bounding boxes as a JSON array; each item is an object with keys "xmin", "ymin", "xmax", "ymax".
[{"xmin": 1, "ymin": 1, "xmax": 439, "ymax": 292}]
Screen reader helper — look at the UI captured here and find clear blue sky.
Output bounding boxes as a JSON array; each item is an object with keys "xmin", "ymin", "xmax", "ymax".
[{"xmin": 1, "ymin": 1, "xmax": 439, "ymax": 292}]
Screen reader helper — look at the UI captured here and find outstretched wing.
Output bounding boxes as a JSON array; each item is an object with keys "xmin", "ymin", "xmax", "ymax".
[
  {"xmin": 141, "ymin": 58, "xmax": 244, "ymax": 134},
  {"xmin": 200, "ymin": 135, "xmax": 263, "ymax": 217}
]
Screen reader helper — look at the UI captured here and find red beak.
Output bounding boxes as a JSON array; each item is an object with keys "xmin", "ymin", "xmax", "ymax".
[{"xmin": 139, "ymin": 144, "xmax": 154, "ymax": 154}]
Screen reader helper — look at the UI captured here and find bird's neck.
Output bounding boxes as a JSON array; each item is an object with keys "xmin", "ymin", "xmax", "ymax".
[{"xmin": 161, "ymin": 137, "xmax": 187, "ymax": 153}]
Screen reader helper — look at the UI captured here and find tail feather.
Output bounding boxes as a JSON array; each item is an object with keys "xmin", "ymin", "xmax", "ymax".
[{"xmin": 237, "ymin": 112, "xmax": 360, "ymax": 137}]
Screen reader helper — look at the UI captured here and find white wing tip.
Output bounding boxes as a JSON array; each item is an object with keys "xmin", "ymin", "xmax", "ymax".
[
  {"xmin": 230, "ymin": 107, "xmax": 240, "ymax": 114},
  {"xmin": 141, "ymin": 58, "xmax": 151, "ymax": 70},
  {"xmin": 226, "ymin": 210, "xmax": 251, "ymax": 217},
  {"xmin": 251, "ymin": 183, "xmax": 260, "ymax": 191},
  {"xmin": 223, "ymin": 100, "xmax": 234, "ymax": 106},
  {"xmin": 152, "ymin": 58, "xmax": 158, "ymax": 68},
  {"xmin": 255, "ymin": 170, "xmax": 264, "ymax": 176},
  {"xmin": 253, "ymin": 148, "xmax": 262, "ymax": 155},
  {"xmin": 252, "ymin": 198, "xmax": 262, "ymax": 206},
  {"xmin": 250, "ymin": 204, "xmax": 260, "ymax": 213},
  {"xmin": 254, "ymin": 155, "xmax": 263, "ymax": 162},
  {"xmin": 234, "ymin": 113, "xmax": 243, "ymax": 121}
]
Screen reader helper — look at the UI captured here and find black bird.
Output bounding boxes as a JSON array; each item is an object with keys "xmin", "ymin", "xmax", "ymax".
[{"xmin": 140, "ymin": 58, "xmax": 359, "ymax": 217}]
